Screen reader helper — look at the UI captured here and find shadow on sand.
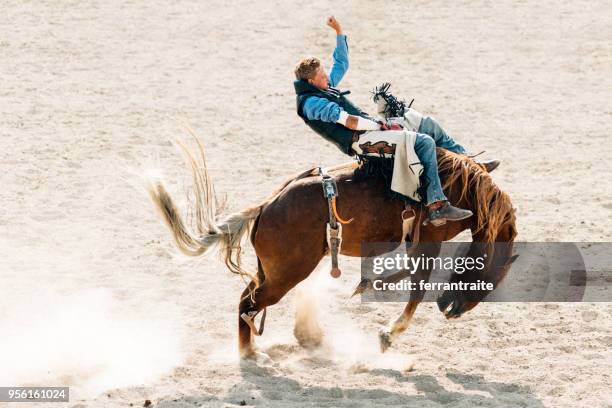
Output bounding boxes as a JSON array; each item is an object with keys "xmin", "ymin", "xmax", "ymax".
[{"xmin": 155, "ymin": 359, "xmax": 545, "ymax": 408}]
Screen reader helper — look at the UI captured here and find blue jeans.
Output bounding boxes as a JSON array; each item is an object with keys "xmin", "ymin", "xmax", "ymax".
[
  {"xmin": 414, "ymin": 117, "xmax": 467, "ymax": 205},
  {"xmin": 418, "ymin": 116, "xmax": 466, "ymax": 155},
  {"xmin": 414, "ymin": 133, "xmax": 446, "ymax": 205}
]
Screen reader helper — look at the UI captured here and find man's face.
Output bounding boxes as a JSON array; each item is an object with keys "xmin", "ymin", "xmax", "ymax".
[{"xmin": 308, "ymin": 66, "xmax": 329, "ymax": 90}]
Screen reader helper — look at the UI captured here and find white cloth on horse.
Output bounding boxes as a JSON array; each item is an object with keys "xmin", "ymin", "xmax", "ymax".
[{"xmin": 352, "ymin": 129, "xmax": 424, "ymax": 202}]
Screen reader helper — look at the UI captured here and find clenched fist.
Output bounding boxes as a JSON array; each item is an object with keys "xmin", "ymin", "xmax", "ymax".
[
  {"xmin": 326, "ymin": 16, "xmax": 343, "ymax": 35},
  {"xmin": 381, "ymin": 122, "xmax": 404, "ymax": 131}
]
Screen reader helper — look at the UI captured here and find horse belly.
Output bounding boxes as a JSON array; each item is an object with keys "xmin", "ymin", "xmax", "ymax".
[{"xmin": 335, "ymin": 181, "xmax": 405, "ymax": 257}]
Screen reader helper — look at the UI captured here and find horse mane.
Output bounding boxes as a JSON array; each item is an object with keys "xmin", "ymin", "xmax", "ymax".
[{"xmin": 437, "ymin": 149, "xmax": 517, "ymax": 243}]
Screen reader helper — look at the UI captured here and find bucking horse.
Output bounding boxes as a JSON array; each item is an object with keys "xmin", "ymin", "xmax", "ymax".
[{"xmin": 146, "ymin": 91, "xmax": 517, "ymax": 360}]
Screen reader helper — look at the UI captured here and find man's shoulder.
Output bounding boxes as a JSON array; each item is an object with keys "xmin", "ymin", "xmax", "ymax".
[
  {"xmin": 302, "ymin": 95, "xmax": 327, "ymax": 104},
  {"xmin": 302, "ymin": 95, "xmax": 340, "ymax": 112}
]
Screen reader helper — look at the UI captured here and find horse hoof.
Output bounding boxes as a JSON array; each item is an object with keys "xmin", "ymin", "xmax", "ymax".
[
  {"xmin": 253, "ymin": 351, "xmax": 274, "ymax": 366},
  {"xmin": 351, "ymin": 278, "xmax": 372, "ymax": 297},
  {"xmin": 379, "ymin": 330, "xmax": 392, "ymax": 353},
  {"xmin": 330, "ymin": 267, "xmax": 341, "ymax": 278},
  {"xmin": 240, "ymin": 348, "xmax": 273, "ymax": 364},
  {"xmin": 239, "ymin": 346, "xmax": 258, "ymax": 360}
]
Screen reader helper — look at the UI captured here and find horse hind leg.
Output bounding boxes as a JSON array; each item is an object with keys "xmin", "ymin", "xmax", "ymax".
[
  {"xmin": 238, "ymin": 282, "xmax": 260, "ymax": 359},
  {"xmin": 293, "ymin": 277, "xmax": 325, "ymax": 349},
  {"xmin": 238, "ymin": 280, "xmax": 289, "ymax": 360},
  {"xmin": 238, "ymin": 256, "xmax": 324, "ymax": 359},
  {"xmin": 238, "ymin": 257, "xmax": 274, "ymax": 359}
]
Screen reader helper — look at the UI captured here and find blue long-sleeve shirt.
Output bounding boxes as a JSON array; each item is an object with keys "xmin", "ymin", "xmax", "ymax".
[{"xmin": 302, "ymin": 35, "xmax": 349, "ymax": 123}]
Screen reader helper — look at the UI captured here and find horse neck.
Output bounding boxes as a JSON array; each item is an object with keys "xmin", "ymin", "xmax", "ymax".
[{"xmin": 477, "ymin": 219, "xmax": 517, "ymax": 286}]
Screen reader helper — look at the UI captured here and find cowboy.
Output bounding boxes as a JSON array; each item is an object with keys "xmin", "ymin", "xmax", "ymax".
[{"xmin": 294, "ymin": 16, "xmax": 497, "ymax": 226}]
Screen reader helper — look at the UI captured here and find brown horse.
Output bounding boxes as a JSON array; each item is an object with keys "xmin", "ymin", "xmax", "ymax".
[{"xmin": 147, "ymin": 136, "xmax": 517, "ymax": 359}]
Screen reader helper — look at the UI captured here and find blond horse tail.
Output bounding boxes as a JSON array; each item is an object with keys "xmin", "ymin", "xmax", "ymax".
[{"xmin": 147, "ymin": 132, "xmax": 319, "ymax": 286}]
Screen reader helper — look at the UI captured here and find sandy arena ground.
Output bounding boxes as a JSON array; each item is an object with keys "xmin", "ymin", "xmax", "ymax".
[{"xmin": 1, "ymin": 1, "xmax": 611, "ymax": 407}]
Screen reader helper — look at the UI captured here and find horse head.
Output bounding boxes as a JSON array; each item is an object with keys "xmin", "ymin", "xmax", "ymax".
[{"xmin": 437, "ymin": 243, "xmax": 519, "ymax": 319}]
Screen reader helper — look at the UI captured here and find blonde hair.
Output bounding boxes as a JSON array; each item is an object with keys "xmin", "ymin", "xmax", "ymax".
[{"xmin": 294, "ymin": 57, "xmax": 321, "ymax": 80}]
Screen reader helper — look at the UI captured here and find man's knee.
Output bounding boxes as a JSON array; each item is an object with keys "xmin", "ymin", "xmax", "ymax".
[{"xmin": 416, "ymin": 134, "xmax": 435, "ymax": 150}]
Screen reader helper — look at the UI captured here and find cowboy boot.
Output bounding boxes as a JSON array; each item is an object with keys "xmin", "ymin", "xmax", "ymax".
[{"xmin": 424, "ymin": 201, "xmax": 473, "ymax": 227}]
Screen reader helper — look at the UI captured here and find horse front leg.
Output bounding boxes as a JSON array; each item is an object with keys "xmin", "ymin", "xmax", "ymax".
[
  {"xmin": 378, "ymin": 243, "xmax": 440, "ymax": 352},
  {"xmin": 379, "ymin": 300, "xmax": 422, "ymax": 352}
]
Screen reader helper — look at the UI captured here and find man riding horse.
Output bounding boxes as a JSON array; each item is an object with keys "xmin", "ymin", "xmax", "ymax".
[
  {"xmin": 147, "ymin": 17, "xmax": 517, "ymax": 361},
  {"xmin": 294, "ymin": 16, "xmax": 500, "ymax": 227}
]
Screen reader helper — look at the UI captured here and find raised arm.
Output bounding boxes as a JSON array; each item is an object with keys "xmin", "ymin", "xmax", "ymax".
[{"xmin": 327, "ymin": 16, "xmax": 349, "ymax": 88}]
